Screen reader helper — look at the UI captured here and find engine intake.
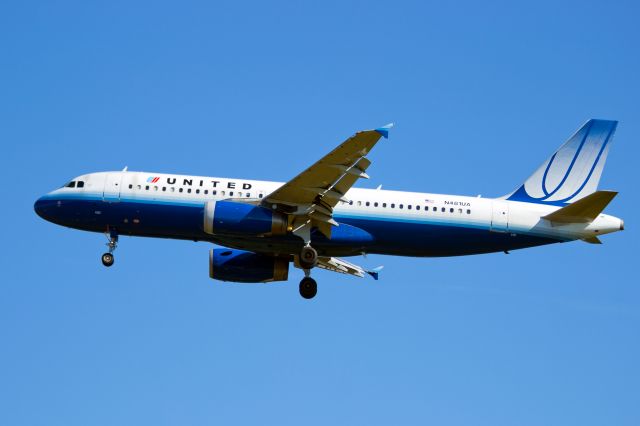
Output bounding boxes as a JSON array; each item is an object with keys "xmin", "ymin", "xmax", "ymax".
[
  {"xmin": 209, "ymin": 249, "xmax": 289, "ymax": 283},
  {"xmin": 203, "ymin": 200, "xmax": 287, "ymax": 236}
]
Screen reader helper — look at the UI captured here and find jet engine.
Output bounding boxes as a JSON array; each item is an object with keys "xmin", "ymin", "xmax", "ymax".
[
  {"xmin": 203, "ymin": 200, "xmax": 287, "ymax": 236},
  {"xmin": 209, "ymin": 249, "xmax": 289, "ymax": 283}
]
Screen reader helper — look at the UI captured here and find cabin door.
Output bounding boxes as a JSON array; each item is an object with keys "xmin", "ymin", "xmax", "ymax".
[
  {"xmin": 102, "ymin": 173, "xmax": 122, "ymax": 202},
  {"xmin": 490, "ymin": 200, "xmax": 509, "ymax": 232}
]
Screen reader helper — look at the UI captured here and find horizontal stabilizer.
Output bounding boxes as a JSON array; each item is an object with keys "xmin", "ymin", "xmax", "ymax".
[{"xmin": 542, "ymin": 190, "xmax": 617, "ymax": 224}]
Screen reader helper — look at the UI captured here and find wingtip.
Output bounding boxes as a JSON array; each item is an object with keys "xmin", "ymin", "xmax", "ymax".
[
  {"xmin": 366, "ymin": 266, "xmax": 384, "ymax": 280},
  {"xmin": 375, "ymin": 123, "xmax": 394, "ymax": 139}
]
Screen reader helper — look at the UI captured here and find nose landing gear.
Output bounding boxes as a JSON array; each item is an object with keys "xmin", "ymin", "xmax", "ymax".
[
  {"xmin": 101, "ymin": 252, "xmax": 114, "ymax": 267},
  {"xmin": 101, "ymin": 230, "xmax": 118, "ymax": 267}
]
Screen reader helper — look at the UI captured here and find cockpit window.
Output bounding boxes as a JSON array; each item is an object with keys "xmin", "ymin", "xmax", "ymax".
[
  {"xmin": 77, "ymin": 181, "xmax": 85, "ymax": 188},
  {"xmin": 65, "ymin": 181, "xmax": 76, "ymax": 188}
]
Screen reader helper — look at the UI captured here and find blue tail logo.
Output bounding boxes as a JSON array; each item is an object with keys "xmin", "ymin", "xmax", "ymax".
[{"xmin": 505, "ymin": 119, "xmax": 618, "ymax": 205}]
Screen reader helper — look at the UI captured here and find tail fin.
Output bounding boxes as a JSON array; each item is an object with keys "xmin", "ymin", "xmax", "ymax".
[{"xmin": 505, "ymin": 119, "xmax": 618, "ymax": 205}]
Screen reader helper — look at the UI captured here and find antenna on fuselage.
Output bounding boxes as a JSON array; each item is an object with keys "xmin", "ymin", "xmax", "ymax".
[{"xmin": 122, "ymin": 166, "xmax": 128, "ymax": 172}]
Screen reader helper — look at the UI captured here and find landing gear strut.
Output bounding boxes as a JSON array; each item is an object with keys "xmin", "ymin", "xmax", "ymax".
[
  {"xmin": 102, "ymin": 230, "xmax": 118, "ymax": 267},
  {"xmin": 299, "ymin": 276, "xmax": 317, "ymax": 299}
]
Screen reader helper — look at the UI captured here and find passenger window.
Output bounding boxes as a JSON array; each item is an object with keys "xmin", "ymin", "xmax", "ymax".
[
  {"xmin": 416, "ymin": 205, "xmax": 420, "ymax": 211},
  {"xmin": 154, "ymin": 186, "xmax": 158, "ymax": 191},
  {"xmin": 357, "ymin": 201, "xmax": 362, "ymax": 206},
  {"xmin": 129, "ymin": 184, "xmax": 133, "ymax": 189},
  {"xmin": 258, "ymin": 193, "xmax": 262, "ymax": 198},
  {"xmin": 171, "ymin": 187, "xmax": 175, "ymax": 193},
  {"xmin": 246, "ymin": 193, "xmax": 250, "ymax": 198},
  {"xmin": 365, "ymin": 202, "xmax": 370, "ymax": 207},
  {"xmin": 187, "ymin": 188, "xmax": 192, "ymax": 193},
  {"xmin": 213, "ymin": 190, "xmax": 217, "ymax": 195},
  {"xmin": 399, "ymin": 204, "xmax": 403, "ymax": 209},
  {"xmin": 229, "ymin": 191, "xmax": 234, "ymax": 196},
  {"xmin": 374, "ymin": 202, "xmax": 378, "ymax": 207},
  {"xmin": 238, "ymin": 192, "xmax": 243, "ymax": 197},
  {"xmin": 204, "ymin": 190, "xmax": 208, "ymax": 195},
  {"xmin": 221, "ymin": 191, "xmax": 226, "ymax": 196},
  {"xmin": 433, "ymin": 206, "xmax": 437, "ymax": 211},
  {"xmin": 162, "ymin": 187, "xmax": 166, "ymax": 192},
  {"xmin": 179, "ymin": 188, "xmax": 183, "ymax": 193},
  {"xmin": 458, "ymin": 208, "xmax": 462, "ymax": 213},
  {"xmin": 450, "ymin": 208, "xmax": 454, "ymax": 213},
  {"xmin": 391, "ymin": 203, "xmax": 395, "ymax": 208},
  {"xmin": 145, "ymin": 185, "xmax": 149, "ymax": 190},
  {"xmin": 408, "ymin": 205, "xmax": 412, "ymax": 210},
  {"xmin": 196, "ymin": 189, "xmax": 200, "ymax": 194},
  {"xmin": 349, "ymin": 200, "xmax": 353, "ymax": 205},
  {"xmin": 467, "ymin": 209, "xmax": 471, "ymax": 214},
  {"xmin": 441, "ymin": 207, "xmax": 445, "ymax": 212},
  {"xmin": 382, "ymin": 203, "xmax": 387, "ymax": 208}
]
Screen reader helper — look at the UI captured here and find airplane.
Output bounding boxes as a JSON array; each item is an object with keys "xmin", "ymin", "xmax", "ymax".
[{"xmin": 34, "ymin": 119, "xmax": 624, "ymax": 299}]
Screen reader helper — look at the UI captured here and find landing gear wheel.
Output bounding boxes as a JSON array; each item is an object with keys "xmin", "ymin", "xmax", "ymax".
[
  {"xmin": 299, "ymin": 277, "xmax": 317, "ymax": 299},
  {"xmin": 299, "ymin": 246, "xmax": 318, "ymax": 269},
  {"xmin": 101, "ymin": 252, "xmax": 114, "ymax": 267}
]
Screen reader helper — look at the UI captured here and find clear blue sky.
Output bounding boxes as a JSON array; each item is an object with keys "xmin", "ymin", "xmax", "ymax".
[{"xmin": 1, "ymin": 1, "xmax": 638, "ymax": 425}]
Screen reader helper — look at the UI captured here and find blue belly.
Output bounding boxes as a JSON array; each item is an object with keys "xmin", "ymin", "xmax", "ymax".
[{"xmin": 36, "ymin": 196, "xmax": 561, "ymax": 257}]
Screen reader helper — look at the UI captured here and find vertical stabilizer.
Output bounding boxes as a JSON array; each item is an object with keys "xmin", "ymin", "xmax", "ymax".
[{"xmin": 505, "ymin": 119, "xmax": 617, "ymax": 205}]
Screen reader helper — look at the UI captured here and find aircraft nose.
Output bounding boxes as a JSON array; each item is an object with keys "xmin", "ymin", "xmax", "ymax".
[{"xmin": 34, "ymin": 196, "xmax": 55, "ymax": 221}]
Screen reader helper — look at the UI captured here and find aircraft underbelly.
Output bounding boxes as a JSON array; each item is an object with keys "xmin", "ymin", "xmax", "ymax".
[{"xmin": 54, "ymin": 198, "xmax": 559, "ymax": 257}]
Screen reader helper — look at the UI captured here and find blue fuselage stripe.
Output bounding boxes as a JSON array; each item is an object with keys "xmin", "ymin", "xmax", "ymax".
[{"xmin": 35, "ymin": 194, "xmax": 561, "ymax": 257}]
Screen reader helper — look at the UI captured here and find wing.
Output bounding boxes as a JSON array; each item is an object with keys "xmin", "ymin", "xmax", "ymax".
[
  {"xmin": 316, "ymin": 257, "xmax": 383, "ymax": 280},
  {"xmin": 262, "ymin": 123, "xmax": 393, "ymax": 238}
]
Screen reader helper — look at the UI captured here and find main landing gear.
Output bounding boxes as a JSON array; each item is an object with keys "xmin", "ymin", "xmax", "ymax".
[
  {"xmin": 299, "ymin": 276, "xmax": 317, "ymax": 299},
  {"xmin": 299, "ymin": 245, "xmax": 318, "ymax": 269},
  {"xmin": 298, "ymin": 245, "xmax": 319, "ymax": 299},
  {"xmin": 101, "ymin": 230, "xmax": 118, "ymax": 267}
]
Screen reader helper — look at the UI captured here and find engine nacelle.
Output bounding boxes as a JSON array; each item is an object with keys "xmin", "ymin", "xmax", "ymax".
[
  {"xmin": 209, "ymin": 249, "xmax": 289, "ymax": 283},
  {"xmin": 203, "ymin": 200, "xmax": 287, "ymax": 236}
]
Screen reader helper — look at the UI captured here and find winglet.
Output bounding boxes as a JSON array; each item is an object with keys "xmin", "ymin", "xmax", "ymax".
[
  {"xmin": 366, "ymin": 266, "xmax": 384, "ymax": 280},
  {"xmin": 375, "ymin": 123, "xmax": 394, "ymax": 139}
]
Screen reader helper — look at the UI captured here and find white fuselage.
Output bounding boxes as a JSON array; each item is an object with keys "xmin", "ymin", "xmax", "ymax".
[{"xmin": 36, "ymin": 171, "xmax": 623, "ymax": 257}]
